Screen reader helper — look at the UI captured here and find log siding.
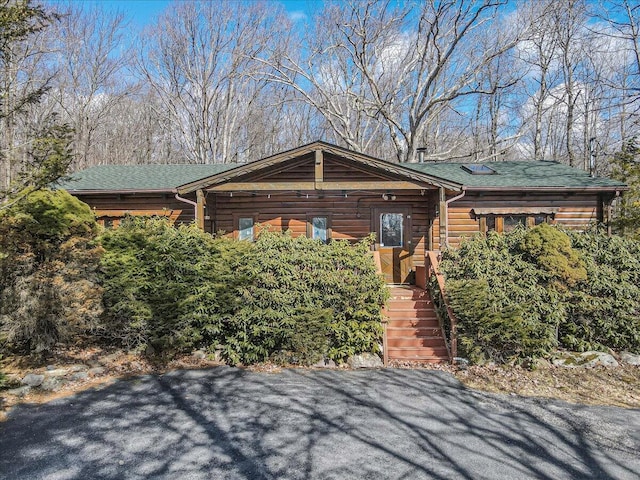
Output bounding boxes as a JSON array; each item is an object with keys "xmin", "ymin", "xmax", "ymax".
[
  {"xmin": 444, "ymin": 193, "xmax": 602, "ymax": 248},
  {"xmin": 210, "ymin": 190, "xmax": 433, "ymax": 267}
]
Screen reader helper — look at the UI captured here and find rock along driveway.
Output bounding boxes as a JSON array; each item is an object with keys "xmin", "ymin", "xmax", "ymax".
[{"xmin": 1, "ymin": 367, "xmax": 639, "ymax": 480}]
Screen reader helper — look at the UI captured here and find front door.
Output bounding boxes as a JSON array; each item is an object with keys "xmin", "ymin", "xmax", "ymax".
[{"xmin": 373, "ymin": 206, "xmax": 412, "ymax": 284}]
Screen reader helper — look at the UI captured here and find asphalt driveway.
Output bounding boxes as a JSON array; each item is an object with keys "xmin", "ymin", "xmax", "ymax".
[{"xmin": 1, "ymin": 367, "xmax": 639, "ymax": 479}]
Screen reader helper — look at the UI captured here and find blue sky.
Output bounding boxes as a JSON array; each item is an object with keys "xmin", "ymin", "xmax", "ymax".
[{"xmin": 88, "ymin": 0, "xmax": 315, "ymax": 28}]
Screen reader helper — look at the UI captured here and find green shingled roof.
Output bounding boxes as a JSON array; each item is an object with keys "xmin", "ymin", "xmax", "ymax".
[
  {"xmin": 57, "ymin": 164, "xmax": 237, "ymax": 192},
  {"xmin": 404, "ymin": 161, "xmax": 626, "ymax": 189},
  {"xmin": 57, "ymin": 157, "xmax": 626, "ymax": 193}
]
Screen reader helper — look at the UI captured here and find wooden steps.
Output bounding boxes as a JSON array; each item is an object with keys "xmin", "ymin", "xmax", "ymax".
[{"xmin": 385, "ymin": 286, "xmax": 450, "ymax": 363}]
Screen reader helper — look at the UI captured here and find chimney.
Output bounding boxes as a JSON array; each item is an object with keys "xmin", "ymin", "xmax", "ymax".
[{"xmin": 417, "ymin": 147, "xmax": 427, "ymax": 163}]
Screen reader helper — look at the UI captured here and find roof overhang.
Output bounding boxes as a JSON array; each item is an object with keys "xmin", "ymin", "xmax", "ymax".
[
  {"xmin": 462, "ymin": 186, "xmax": 628, "ymax": 193},
  {"xmin": 64, "ymin": 188, "xmax": 177, "ymax": 195},
  {"xmin": 177, "ymin": 141, "xmax": 463, "ymax": 194},
  {"xmin": 472, "ymin": 207, "xmax": 560, "ymax": 215}
]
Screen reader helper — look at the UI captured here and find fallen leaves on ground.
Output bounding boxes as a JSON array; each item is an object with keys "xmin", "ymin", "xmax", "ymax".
[{"xmin": 455, "ymin": 364, "xmax": 640, "ymax": 409}]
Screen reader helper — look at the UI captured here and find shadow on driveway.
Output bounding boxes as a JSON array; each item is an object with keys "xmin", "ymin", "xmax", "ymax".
[{"xmin": 1, "ymin": 367, "xmax": 638, "ymax": 479}]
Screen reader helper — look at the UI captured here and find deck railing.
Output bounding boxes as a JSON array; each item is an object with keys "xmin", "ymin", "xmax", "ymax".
[{"xmin": 418, "ymin": 251, "xmax": 458, "ymax": 362}]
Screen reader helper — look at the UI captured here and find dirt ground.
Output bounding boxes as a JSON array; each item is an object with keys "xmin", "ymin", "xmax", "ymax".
[
  {"xmin": 455, "ymin": 364, "xmax": 640, "ymax": 409},
  {"xmin": 2, "ymin": 348, "xmax": 639, "ymax": 422},
  {"xmin": 390, "ymin": 360, "xmax": 640, "ymax": 409}
]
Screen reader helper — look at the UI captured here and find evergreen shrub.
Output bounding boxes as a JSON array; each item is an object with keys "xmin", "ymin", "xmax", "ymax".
[
  {"xmin": 99, "ymin": 216, "xmax": 250, "ymax": 353},
  {"xmin": 0, "ymin": 190, "xmax": 103, "ymax": 354},
  {"xmin": 99, "ymin": 221, "xmax": 387, "ymax": 364},
  {"xmin": 224, "ymin": 231, "xmax": 387, "ymax": 365},
  {"xmin": 441, "ymin": 225, "xmax": 640, "ymax": 364},
  {"xmin": 564, "ymin": 230, "xmax": 640, "ymax": 352}
]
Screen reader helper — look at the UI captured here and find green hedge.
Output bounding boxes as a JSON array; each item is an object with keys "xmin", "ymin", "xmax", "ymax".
[
  {"xmin": 224, "ymin": 231, "xmax": 387, "ymax": 364},
  {"xmin": 99, "ymin": 219, "xmax": 387, "ymax": 365},
  {"xmin": 441, "ymin": 224, "xmax": 640, "ymax": 364},
  {"xmin": 99, "ymin": 216, "xmax": 245, "ymax": 353}
]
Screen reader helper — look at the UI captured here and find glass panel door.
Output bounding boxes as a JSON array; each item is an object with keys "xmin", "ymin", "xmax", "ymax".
[
  {"xmin": 311, "ymin": 216, "xmax": 328, "ymax": 242},
  {"xmin": 238, "ymin": 217, "xmax": 254, "ymax": 241},
  {"xmin": 380, "ymin": 213, "xmax": 403, "ymax": 247}
]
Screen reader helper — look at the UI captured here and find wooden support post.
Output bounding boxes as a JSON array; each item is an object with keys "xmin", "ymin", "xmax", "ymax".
[
  {"xmin": 314, "ymin": 149, "xmax": 324, "ymax": 189},
  {"xmin": 381, "ymin": 317, "xmax": 389, "ymax": 367},
  {"xmin": 196, "ymin": 189, "xmax": 205, "ymax": 230},
  {"xmin": 414, "ymin": 266, "xmax": 427, "ymax": 290},
  {"xmin": 439, "ymin": 187, "xmax": 447, "ymax": 249}
]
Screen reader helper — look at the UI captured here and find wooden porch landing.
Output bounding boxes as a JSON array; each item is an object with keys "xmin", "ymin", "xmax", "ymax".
[{"xmin": 385, "ymin": 285, "xmax": 449, "ymax": 363}]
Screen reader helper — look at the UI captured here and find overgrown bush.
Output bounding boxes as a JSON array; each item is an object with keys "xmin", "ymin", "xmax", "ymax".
[
  {"xmin": 99, "ymin": 216, "xmax": 250, "ymax": 353},
  {"xmin": 447, "ymin": 278, "xmax": 556, "ymax": 364},
  {"xmin": 99, "ymin": 220, "xmax": 387, "ymax": 365},
  {"xmin": 564, "ymin": 230, "xmax": 640, "ymax": 352},
  {"xmin": 222, "ymin": 231, "xmax": 387, "ymax": 365},
  {"xmin": 441, "ymin": 225, "xmax": 640, "ymax": 364},
  {"xmin": 520, "ymin": 223, "xmax": 587, "ymax": 287},
  {"xmin": 0, "ymin": 190, "xmax": 103, "ymax": 354}
]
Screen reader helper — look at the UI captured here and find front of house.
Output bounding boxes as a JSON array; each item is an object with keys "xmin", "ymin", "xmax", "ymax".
[
  {"xmin": 60, "ymin": 141, "xmax": 627, "ymax": 363},
  {"xmin": 61, "ymin": 141, "xmax": 626, "ymax": 285}
]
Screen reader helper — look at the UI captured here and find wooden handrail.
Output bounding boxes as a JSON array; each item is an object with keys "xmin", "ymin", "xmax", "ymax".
[
  {"xmin": 425, "ymin": 251, "xmax": 458, "ymax": 362},
  {"xmin": 372, "ymin": 250, "xmax": 389, "ymax": 366}
]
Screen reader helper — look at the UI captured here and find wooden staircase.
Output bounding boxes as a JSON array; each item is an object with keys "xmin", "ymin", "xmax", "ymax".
[{"xmin": 384, "ymin": 285, "xmax": 450, "ymax": 363}]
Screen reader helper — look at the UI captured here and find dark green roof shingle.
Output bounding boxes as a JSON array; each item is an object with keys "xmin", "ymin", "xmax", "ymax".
[
  {"xmin": 57, "ymin": 164, "xmax": 237, "ymax": 192},
  {"xmin": 57, "ymin": 158, "xmax": 626, "ymax": 193},
  {"xmin": 404, "ymin": 161, "xmax": 626, "ymax": 189}
]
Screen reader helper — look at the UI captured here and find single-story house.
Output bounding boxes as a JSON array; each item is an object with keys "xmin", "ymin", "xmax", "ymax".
[{"xmin": 60, "ymin": 141, "xmax": 627, "ymax": 285}]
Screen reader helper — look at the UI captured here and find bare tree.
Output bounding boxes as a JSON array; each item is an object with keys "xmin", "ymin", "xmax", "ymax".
[
  {"xmin": 594, "ymin": 0, "xmax": 640, "ymax": 139},
  {"xmin": 44, "ymin": 2, "xmax": 133, "ymax": 169},
  {"xmin": 551, "ymin": 0, "xmax": 590, "ymax": 166},
  {"xmin": 259, "ymin": 0, "xmax": 519, "ymax": 163},
  {"xmin": 514, "ymin": 0, "xmax": 563, "ymax": 160},
  {"xmin": 470, "ymin": 14, "xmax": 525, "ymax": 162},
  {"xmin": 256, "ymin": 0, "xmax": 401, "ymax": 157},
  {"xmin": 136, "ymin": 0, "xmax": 290, "ymax": 164},
  {"xmin": 0, "ymin": 0, "xmax": 58, "ymax": 191}
]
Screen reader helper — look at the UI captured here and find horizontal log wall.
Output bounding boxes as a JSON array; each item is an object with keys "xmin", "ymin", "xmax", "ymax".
[
  {"xmin": 210, "ymin": 191, "xmax": 433, "ymax": 267},
  {"xmin": 71, "ymin": 189, "xmax": 605, "ymax": 257},
  {"xmin": 444, "ymin": 193, "xmax": 601, "ymax": 248},
  {"xmin": 72, "ymin": 193, "xmax": 197, "ymax": 225}
]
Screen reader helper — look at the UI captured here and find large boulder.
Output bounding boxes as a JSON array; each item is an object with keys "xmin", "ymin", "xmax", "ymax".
[
  {"xmin": 347, "ymin": 353, "xmax": 383, "ymax": 369},
  {"xmin": 620, "ymin": 351, "xmax": 640, "ymax": 366},
  {"xmin": 552, "ymin": 351, "xmax": 619, "ymax": 368},
  {"xmin": 40, "ymin": 377, "xmax": 64, "ymax": 392},
  {"xmin": 21, "ymin": 373, "xmax": 44, "ymax": 387}
]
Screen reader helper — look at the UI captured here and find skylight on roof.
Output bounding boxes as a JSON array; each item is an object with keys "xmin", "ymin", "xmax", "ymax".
[{"xmin": 461, "ymin": 164, "xmax": 496, "ymax": 175}]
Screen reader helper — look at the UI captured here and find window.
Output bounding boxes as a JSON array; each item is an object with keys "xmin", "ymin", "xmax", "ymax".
[
  {"xmin": 461, "ymin": 164, "xmax": 496, "ymax": 175},
  {"xmin": 238, "ymin": 217, "xmax": 254, "ymax": 241},
  {"xmin": 307, "ymin": 214, "xmax": 331, "ymax": 242},
  {"xmin": 98, "ymin": 217, "xmax": 117, "ymax": 229},
  {"xmin": 479, "ymin": 213, "xmax": 552, "ymax": 234},
  {"xmin": 380, "ymin": 213, "xmax": 404, "ymax": 247},
  {"xmin": 533, "ymin": 215, "xmax": 547, "ymax": 226},
  {"xmin": 503, "ymin": 215, "xmax": 528, "ymax": 233},
  {"xmin": 311, "ymin": 216, "xmax": 328, "ymax": 242}
]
